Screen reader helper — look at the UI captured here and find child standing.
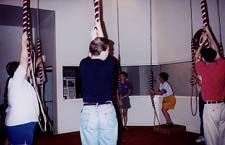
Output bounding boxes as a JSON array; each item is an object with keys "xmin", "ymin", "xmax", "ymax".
[{"xmin": 118, "ymin": 71, "xmax": 132, "ymax": 130}]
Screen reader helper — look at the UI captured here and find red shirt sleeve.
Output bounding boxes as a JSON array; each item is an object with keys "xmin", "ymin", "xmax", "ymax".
[{"xmin": 195, "ymin": 61, "xmax": 205, "ymax": 75}]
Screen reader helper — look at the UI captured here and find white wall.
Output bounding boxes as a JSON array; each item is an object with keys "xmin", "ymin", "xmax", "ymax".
[
  {"xmin": 118, "ymin": 0, "xmax": 151, "ymax": 66},
  {"xmin": 152, "ymin": 0, "xmax": 192, "ymax": 64},
  {"xmin": 0, "ymin": 26, "xmax": 21, "ymax": 104},
  {"xmin": 127, "ymin": 95, "xmax": 200, "ymax": 133}
]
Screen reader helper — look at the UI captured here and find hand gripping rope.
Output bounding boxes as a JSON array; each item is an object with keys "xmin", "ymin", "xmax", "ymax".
[
  {"xmin": 201, "ymin": 0, "xmax": 224, "ymax": 56},
  {"xmin": 200, "ymin": 0, "xmax": 224, "ymax": 57},
  {"xmin": 22, "ymin": 0, "xmax": 48, "ymax": 132}
]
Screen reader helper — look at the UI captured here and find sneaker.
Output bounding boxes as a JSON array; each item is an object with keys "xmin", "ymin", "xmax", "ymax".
[{"xmin": 195, "ymin": 136, "xmax": 205, "ymax": 143}]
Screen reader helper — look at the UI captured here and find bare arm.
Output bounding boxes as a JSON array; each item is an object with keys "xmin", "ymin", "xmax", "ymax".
[
  {"xmin": 20, "ymin": 33, "xmax": 29, "ymax": 70},
  {"xmin": 205, "ymin": 26, "xmax": 219, "ymax": 51},
  {"xmin": 90, "ymin": 21, "xmax": 104, "ymax": 41},
  {"xmin": 205, "ymin": 26, "xmax": 220, "ymax": 59},
  {"xmin": 194, "ymin": 29, "xmax": 209, "ymax": 64},
  {"xmin": 194, "ymin": 45, "xmax": 203, "ymax": 64},
  {"xmin": 36, "ymin": 56, "xmax": 42, "ymax": 68},
  {"xmin": 150, "ymin": 89, "xmax": 163, "ymax": 95},
  {"xmin": 154, "ymin": 90, "xmax": 164, "ymax": 95}
]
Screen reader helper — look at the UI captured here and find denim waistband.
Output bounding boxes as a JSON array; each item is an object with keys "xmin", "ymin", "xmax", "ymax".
[{"xmin": 83, "ymin": 101, "xmax": 112, "ymax": 106}]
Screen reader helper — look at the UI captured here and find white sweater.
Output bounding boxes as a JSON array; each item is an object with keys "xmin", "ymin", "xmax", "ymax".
[{"xmin": 5, "ymin": 65, "xmax": 39, "ymax": 126}]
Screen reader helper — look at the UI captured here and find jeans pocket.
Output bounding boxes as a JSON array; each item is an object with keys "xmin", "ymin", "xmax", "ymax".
[
  {"xmin": 81, "ymin": 108, "xmax": 98, "ymax": 130},
  {"xmin": 101, "ymin": 109, "xmax": 117, "ymax": 129},
  {"xmin": 80, "ymin": 110, "xmax": 90, "ymax": 129}
]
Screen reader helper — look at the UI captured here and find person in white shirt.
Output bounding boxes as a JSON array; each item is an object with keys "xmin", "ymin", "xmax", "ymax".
[
  {"xmin": 5, "ymin": 33, "xmax": 39, "ymax": 145},
  {"xmin": 150, "ymin": 72, "xmax": 176, "ymax": 127}
]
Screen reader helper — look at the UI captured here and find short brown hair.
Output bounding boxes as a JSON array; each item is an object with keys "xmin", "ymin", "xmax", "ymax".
[
  {"xmin": 89, "ymin": 37, "xmax": 109, "ymax": 56},
  {"xmin": 159, "ymin": 72, "xmax": 169, "ymax": 81}
]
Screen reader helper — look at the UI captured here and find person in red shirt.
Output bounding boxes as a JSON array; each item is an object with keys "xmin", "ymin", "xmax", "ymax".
[{"xmin": 195, "ymin": 25, "xmax": 225, "ymax": 145}]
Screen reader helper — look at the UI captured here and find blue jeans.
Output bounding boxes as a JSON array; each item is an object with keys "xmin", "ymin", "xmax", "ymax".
[
  {"xmin": 6, "ymin": 122, "xmax": 37, "ymax": 145},
  {"xmin": 80, "ymin": 103, "xmax": 118, "ymax": 145},
  {"xmin": 198, "ymin": 93, "xmax": 205, "ymax": 136}
]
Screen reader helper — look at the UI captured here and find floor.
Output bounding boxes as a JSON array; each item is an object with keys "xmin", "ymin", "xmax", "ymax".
[{"xmin": 32, "ymin": 126, "xmax": 206, "ymax": 145}]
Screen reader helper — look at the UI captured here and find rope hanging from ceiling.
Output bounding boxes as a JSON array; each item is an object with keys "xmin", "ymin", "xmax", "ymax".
[
  {"xmin": 200, "ymin": 0, "xmax": 210, "ymax": 48},
  {"xmin": 22, "ymin": 0, "xmax": 50, "ymax": 132},
  {"xmin": 116, "ymin": 0, "xmax": 122, "ymax": 106},
  {"xmin": 216, "ymin": 0, "xmax": 224, "ymax": 57},
  {"xmin": 189, "ymin": 0, "xmax": 198, "ymax": 116},
  {"xmin": 148, "ymin": 0, "xmax": 160, "ymax": 126},
  {"xmin": 36, "ymin": 0, "xmax": 54, "ymax": 132},
  {"xmin": 92, "ymin": 0, "xmax": 104, "ymax": 40},
  {"xmin": 199, "ymin": 0, "xmax": 223, "ymax": 58}
]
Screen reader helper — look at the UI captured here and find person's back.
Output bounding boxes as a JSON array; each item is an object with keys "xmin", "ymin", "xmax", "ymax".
[
  {"xmin": 6, "ymin": 65, "xmax": 39, "ymax": 126},
  {"xmin": 80, "ymin": 55, "xmax": 114, "ymax": 103},
  {"xmin": 196, "ymin": 50, "xmax": 225, "ymax": 101}
]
